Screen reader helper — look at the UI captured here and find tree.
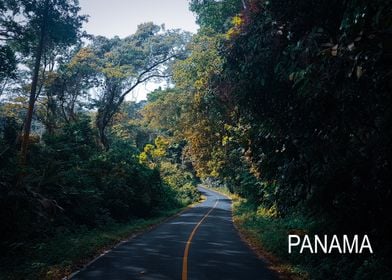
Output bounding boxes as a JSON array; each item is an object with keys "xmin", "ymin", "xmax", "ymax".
[
  {"xmin": 141, "ymin": 88, "xmax": 184, "ymax": 136},
  {"xmin": 37, "ymin": 45, "xmax": 98, "ymax": 129},
  {"xmin": 0, "ymin": 45, "xmax": 16, "ymax": 94},
  {"xmin": 84, "ymin": 23, "xmax": 190, "ymax": 149},
  {"xmin": 0, "ymin": 0, "xmax": 21, "ymax": 39},
  {"xmin": 189, "ymin": 0, "xmax": 244, "ymax": 33},
  {"xmin": 111, "ymin": 101, "xmax": 151, "ymax": 150},
  {"xmin": 0, "ymin": 0, "xmax": 21, "ymax": 92},
  {"xmin": 18, "ymin": 0, "xmax": 86, "ymax": 163},
  {"xmin": 171, "ymin": 29, "xmax": 228, "ymax": 178}
]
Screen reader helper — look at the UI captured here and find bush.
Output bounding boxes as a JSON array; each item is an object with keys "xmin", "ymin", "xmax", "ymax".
[
  {"xmin": 234, "ymin": 198, "xmax": 392, "ymax": 280},
  {"xmin": 159, "ymin": 161, "xmax": 200, "ymax": 206},
  {"xmin": 0, "ymin": 116, "xmax": 180, "ymax": 245}
]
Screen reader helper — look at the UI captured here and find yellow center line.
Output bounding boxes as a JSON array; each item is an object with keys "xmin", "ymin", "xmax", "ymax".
[{"xmin": 182, "ymin": 198, "xmax": 219, "ymax": 280}]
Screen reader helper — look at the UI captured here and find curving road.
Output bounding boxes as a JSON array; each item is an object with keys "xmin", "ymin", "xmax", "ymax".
[{"xmin": 71, "ymin": 187, "xmax": 276, "ymax": 280}]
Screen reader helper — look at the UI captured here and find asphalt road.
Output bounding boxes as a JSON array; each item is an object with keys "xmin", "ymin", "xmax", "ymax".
[{"xmin": 71, "ymin": 187, "xmax": 276, "ymax": 280}]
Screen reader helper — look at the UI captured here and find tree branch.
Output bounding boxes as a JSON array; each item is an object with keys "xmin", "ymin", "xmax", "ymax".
[{"xmin": 120, "ymin": 54, "xmax": 176, "ymax": 99}]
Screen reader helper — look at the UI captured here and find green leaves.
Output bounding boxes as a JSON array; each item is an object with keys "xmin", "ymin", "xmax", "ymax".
[
  {"xmin": 173, "ymin": 5, "xmax": 392, "ymax": 276},
  {"xmin": 0, "ymin": 45, "xmax": 16, "ymax": 82},
  {"xmin": 189, "ymin": 0, "xmax": 244, "ymax": 33},
  {"xmin": 78, "ymin": 24, "xmax": 190, "ymax": 148}
]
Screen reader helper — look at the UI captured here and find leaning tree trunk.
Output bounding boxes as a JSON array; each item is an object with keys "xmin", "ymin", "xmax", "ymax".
[{"xmin": 20, "ymin": 0, "xmax": 49, "ymax": 164}]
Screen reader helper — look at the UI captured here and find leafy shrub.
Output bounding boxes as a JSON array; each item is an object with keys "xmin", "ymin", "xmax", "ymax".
[
  {"xmin": 0, "ymin": 116, "xmax": 181, "ymax": 246},
  {"xmin": 159, "ymin": 161, "xmax": 200, "ymax": 206}
]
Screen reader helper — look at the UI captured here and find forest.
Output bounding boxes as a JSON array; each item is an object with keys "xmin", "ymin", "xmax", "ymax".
[{"xmin": 0, "ymin": 0, "xmax": 391, "ymax": 279}]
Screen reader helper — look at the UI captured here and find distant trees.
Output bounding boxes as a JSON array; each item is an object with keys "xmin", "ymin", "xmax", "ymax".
[
  {"xmin": 0, "ymin": 0, "xmax": 20, "ymax": 92},
  {"xmin": 1, "ymin": 3, "xmax": 191, "ymax": 152},
  {"xmin": 0, "ymin": 0, "xmax": 198, "ymax": 264},
  {"xmin": 71, "ymin": 23, "xmax": 191, "ymax": 149}
]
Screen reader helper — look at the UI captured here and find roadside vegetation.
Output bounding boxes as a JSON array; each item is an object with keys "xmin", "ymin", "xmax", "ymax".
[
  {"xmin": 0, "ymin": 102, "xmax": 201, "ymax": 279},
  {"xmin": 0, "ymin": 1, "xmax": 199, "ymax": 278},
  {"xmin": 177, "ymin": 0, "xmax": 391, "ymax": 279}
]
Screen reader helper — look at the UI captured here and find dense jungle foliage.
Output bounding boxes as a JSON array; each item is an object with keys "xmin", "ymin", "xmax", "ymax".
[
  {"xmin": 0, "ymin": 0, "xmax": 199, "ymax": 277},
  {"xmin": 0, "ymin": 0, "xmax": 391, "ymax": 279},
  {"xmin": 182, "ymin": 0, "xmax": 391, "ymax": 279}
]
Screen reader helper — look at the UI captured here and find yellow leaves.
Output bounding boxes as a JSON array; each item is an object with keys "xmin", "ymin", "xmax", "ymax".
[
  {"xmin": 226, "ymin": 15, "xmax": 244, "ymax": 39},
  {"xmin": 102, "ymin": 61, "xmax": 135, "ymax": 78},
  {"xmin": 152, "ymin": 148, "xmax": 166, "ymax": 158},
  {"xmin": 69, "ymin": 47, "xmax": 96, "ymax": 68},
  {"xmin": 139, "ymin": 136, "xmax": 170, "ymax": 166},
  {"xmin": 69, "ymin": 48, "xmax": 132, "ymax": 79},
  {"xmin": 222, "ymin": 135, "xmax": 230, "ymax": 146},
  {"xmin": 256, "ymin": 204, "xmax": 278, "ymax": 218},
  {"xmin": 143, "ymin": 143, "xmax": 155, "ymax": 153},
  {"xmin": 154, "ymin": 136, "xmax": 169, "ymax": 150},
  {"xmin": 232, "ymin": 15, "xmax": 244, "ymax": 27},
  {"xmin": 226, "ymin": 28, "xmax": 238, "ymax": 39},
  {"xmin": 193, "ymin": 92, "xmax": 202, "ymax": 105},
  {"xmin": 194, "ymin": 78, "xmax": 207, "ymax": 90},
  {"xmin": 152, "ymin": 136, "xmax": 169, "ymax": 161},
  {"xmin": 1, "ymin": 101, "xmax": 25, "ymax": 118},
  {"xmin": 139, "ymin": 145, "xmax": 154, "ymax": 166},
  {"xmin": 101, "ymin": 66, "xmax": 125, "ymax": 79},
  {"xmin": 139, "ymin": 152, "xmax": 148, "ymax": 164},
  {"xmin": 210, "ymin": 169, "xmax": 220, "ymax": 177},
  {"xmin": 222, "ymin": 135, "xmax": 234, "ymax": 146}
]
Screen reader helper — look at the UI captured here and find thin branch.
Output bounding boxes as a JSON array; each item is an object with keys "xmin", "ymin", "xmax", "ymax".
[
  {"xmin": 139, "ymin": 73, "xmax": 171, "ymax": 84},
  {"xmin": 242, "ymin": 0, "xmax": 247, "ymax": 10},
  {"xmin": 120, "ymin": 54, "xmax": 176, "ymax": 98},
  {"xmin": 119, "ymin": 73, "xmax": 170, "ymax": 101}
]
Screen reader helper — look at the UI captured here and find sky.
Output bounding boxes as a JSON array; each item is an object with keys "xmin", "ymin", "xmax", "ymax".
[{"xmin": 78, "ymin": 0, "xmax": 199, "ymax": 101}]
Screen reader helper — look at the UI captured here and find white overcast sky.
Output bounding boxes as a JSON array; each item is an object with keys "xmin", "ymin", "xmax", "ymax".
[
  {"xmin": 78, "ymin": 0, "xmax": 199, "ymax": 101},
  {"xmin": 79, "ymin": 0, "xmax": 199, "ymax": 37}
]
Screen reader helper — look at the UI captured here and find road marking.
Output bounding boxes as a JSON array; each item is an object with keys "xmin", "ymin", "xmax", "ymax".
[{"xmin": 182, "ymin": 197, "xmax": 219, "ymax": 280}]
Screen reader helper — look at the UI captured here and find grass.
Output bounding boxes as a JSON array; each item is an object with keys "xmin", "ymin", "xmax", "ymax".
[
  {"xmin": 0, "ymin": 208, "xmax": 186, "ymax": 280},
  {"xmin": 232, "ymin": 198, "xmax": 310, "ymax": 280}
]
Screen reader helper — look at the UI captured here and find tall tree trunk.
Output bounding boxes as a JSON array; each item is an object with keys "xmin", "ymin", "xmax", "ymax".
[
  {"xmin": 96, "ymin": 108, "xmax": 109, "ymax": 150},
  {"xmin": 96, "ymin": 88, "xmax": 125, "ymax": 150},
  {"xmin": 20, "ymin": 0, "xmax": 49, "ymax": 164},
  {"xmin": 99, "ymin": 126, "xmax": 109, "ymax": 150}
]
